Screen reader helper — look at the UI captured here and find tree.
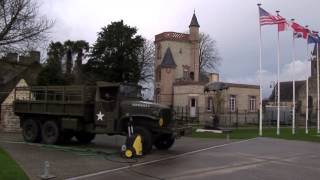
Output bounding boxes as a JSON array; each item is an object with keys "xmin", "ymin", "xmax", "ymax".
[
  {"xmin": 63, "ymin": 40, "xmax": 75, "ymax": 75},
  {"xmin": 63, "ymin": 40, "xmax": 90, "ymax": 84},
  {"xmin": 84, "ymin": 20, "xmax": 144, "ymax": 83},
  {"xmin": 37, "ymin": 42, "xmax": 64, "ymax": 85},
  {"xmin": 199, "ymin": 32, "xmax": 221, "ymax": 73},
  {"xmin": 37, "ymin": 40, "xmax": 90, "ymax": 85},
  {"xmin": 0, "ymin": 0, "xmax": 53, "ymax": 53},
  {"xmin": 74, "ymin": 40, "xmax": 89, "ymax": 68},
  {"xmin": 73, "ymin": 40, "xmax": 89, "ymax": 84},
  {"xmin": 138, "ymin": 39, "xmax": 155, "ymax": 84},
  {"xmin": 138, "ymin": 39, "xmax": 155, "ymax": 99}
]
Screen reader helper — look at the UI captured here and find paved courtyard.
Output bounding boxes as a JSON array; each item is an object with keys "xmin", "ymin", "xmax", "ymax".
[{"xmin": 1, "ymin": 133, "xmax": 320, "ymax": 180}]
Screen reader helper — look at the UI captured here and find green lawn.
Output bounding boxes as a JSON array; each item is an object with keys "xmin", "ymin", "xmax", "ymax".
[
  {"xmin": 192, "ymin": 127, "xmax": 320, "ymax": 142},
  {"xmin": 0, "ymin": 147, "xmax": 28, "ymax": 180}
]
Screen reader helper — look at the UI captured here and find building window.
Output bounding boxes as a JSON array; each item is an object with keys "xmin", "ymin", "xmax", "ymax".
[
  {"xmin": 207, "ymin": 97, "xmax": 213, "ymax": 111},
  {"xmin": 182, "ymin": 65, "xmax": 190, "ymax": 80},
  {"xmin": 249, "ymin": 96, "xmax": 256, "ymax": 112},
  {"xmin": 190, "ymin": 72, "xmax": 194, "ymax": 80},
  {"xmin": 229, "ymin": 95, "xmax": 236, "ymax": 112}
]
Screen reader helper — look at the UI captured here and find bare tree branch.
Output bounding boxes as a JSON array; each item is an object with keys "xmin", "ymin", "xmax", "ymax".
[
  {"xmin": 0, "ymin": 0, "xmax": 54, "ymax": 53},
  {"xmin": 138, "ymin": 39, "xmax": 155, "ymax": 84},
  {"xmin": 199, "ymin": 32, "xmax": 221, "ymax": 73}
]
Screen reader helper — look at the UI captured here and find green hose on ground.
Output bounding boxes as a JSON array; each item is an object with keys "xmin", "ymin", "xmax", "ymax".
[{"xmin": 40, "ymin": 144, "xmax": 138, "ymax": 163}]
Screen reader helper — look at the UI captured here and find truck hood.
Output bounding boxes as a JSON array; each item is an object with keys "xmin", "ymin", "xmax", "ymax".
[{"xmin": 121, "ymin": 100, "xmax": 169, "ymax": 110}]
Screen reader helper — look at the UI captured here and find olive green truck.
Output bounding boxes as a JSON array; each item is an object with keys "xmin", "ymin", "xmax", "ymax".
[{"xmin": 13, "ymin": 81, "xmax": 191, "ymax": 153}]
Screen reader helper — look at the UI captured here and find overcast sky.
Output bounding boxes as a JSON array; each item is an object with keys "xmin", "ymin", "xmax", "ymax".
[{"xmin": 39, "ymin": 0, "xmax": 320, "ymax": 97}]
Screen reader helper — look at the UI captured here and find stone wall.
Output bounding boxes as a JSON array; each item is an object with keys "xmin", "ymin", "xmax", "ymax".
[
  {"xmin": 0, "ymin": 105, "xmax": 21, "ymax": 132},
  {"xmin": 157, "ymin": 40, "xmax": 193, "ymax": 80},
  {"xmin": 0, "ymin": 51, "xmax": 40, "ymax": 65},
  {"xmin": 223, "ymin": 86, "xmax": 260, "ymax": 113},
  {"xmin": 173, "ymin": 83, "xmax": 260, "ymax": 125},
  {"xmin": 0, "ymin": 79, "xmax": 29, "ymax": 132}
]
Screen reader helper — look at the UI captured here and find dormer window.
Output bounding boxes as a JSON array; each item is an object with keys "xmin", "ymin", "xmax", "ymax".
[{"xmin": 183, "ymin": 65, "xmax": 190, "ymax": 80}]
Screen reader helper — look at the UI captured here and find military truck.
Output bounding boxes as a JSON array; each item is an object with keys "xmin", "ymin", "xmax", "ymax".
[{"xmin": 13, "ymin": 82, "xmax": 191, "ymax": 153}]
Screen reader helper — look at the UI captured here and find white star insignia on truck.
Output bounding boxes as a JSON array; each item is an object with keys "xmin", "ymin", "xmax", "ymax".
[{"xmin": 96, "ymin": 111, "xmax": 104, "ymax": 121}]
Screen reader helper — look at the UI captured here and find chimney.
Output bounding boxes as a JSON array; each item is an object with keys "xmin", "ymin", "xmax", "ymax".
[
  {"xmin": 19, "ymin": 51, "xmax": 40, "ymax": 65},
  {"xmin": 209, "ymin": 73, "xmax": 219, "ymax": 83},
  {"xmin": 29, "ymin": 51, "xmax": 40, "ymax": 63}
]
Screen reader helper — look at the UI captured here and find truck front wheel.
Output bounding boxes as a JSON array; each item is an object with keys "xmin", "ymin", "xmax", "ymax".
[
  {"xmin": 22, "ymin": 119, "xmax": 41, "ymax": 143},
  {"xmin": 41, "ymin": 121, "xmax": 61, "ymax": 144},
  {"xmin": 154, "ymin": 134, "xmax": 175, "ymax": 150},
  {"xmin": 134, "ymin": 126, "xmax": 153, "ymax": 154},
  {"xmin": 75, "ymin": 132, "xmax": 96, "ymax": 144}
]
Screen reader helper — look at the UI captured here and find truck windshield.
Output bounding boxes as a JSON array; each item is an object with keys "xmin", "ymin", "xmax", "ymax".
[{"xmin": 119, "ymin": 85, "xmax": 142, "ymax": 98}]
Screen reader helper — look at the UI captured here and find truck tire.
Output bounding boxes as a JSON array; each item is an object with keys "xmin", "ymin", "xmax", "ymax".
[
  {"xmin": 133, "ymin": 126, "xmax": 153, "ymax": 154},
  {"xmin": 22, "ymin": 119, "xmax": 41, "ymax": 143},
  {"xmin": 41, "ymin": 121, "xmax": 61, "ymax": 144},
  {"xmin": 154, "ymin": 134, "xmax": 175, "ymax": 150},
  {"xmin": 75, "ymin": 132, "xmax": 96, "ymax": 144}
]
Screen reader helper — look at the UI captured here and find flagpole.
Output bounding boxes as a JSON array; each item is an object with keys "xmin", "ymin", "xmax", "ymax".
[
  {"xmin": 317, "ymin": 42, "xmax": 320, "ymax": 134},
  {"xmin": 291, "ymin": 19, "xmax": 296, "ymax": 135},
  {"xmin": 258, "ymin": 3, "xmax": 263, "ymax": 136},
  {"xmin": 306, "ymin": 25, "xmax": 309, "ymax": 134},
  {"xmin": 276, "ymin": 11, "xmax": 281, "ymax": 136}
]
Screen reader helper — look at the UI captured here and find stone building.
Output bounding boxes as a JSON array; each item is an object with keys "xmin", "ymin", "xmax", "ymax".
[
  {"xmin": 0, "ymin": 51, "xmax": 42, "ymax": 132},
  {"xmin": 268, "ymin": 44, "xmax": 320, "ymax": 125},
  {"xmin": 154, "ymin": 13, "xmax": 260, "ymax": 125}
]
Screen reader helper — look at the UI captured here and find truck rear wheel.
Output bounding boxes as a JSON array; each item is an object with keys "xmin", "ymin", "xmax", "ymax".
[
  {"xmin": 22, "ymin": 119, "xmax": 41, "ymax": 143},
  {"xmin": 41, "ymin": 121, "xmax": 61, "ymax": 144},
  {"xmin": 75, "ymin": 132, "xmax": 96, "ymax": 144},
  {"xmin": 133, "ymin": 126, "xmax": 153, "ymax": 154},
  {"xmin": 154, "ymin": 134, "xmax": 175, "ymax": 150}
]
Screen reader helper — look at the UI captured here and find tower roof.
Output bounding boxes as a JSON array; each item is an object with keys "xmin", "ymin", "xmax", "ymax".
[
  {"xmin": 160, "ymin": 48, "xmax": 177, "ymax": 68},
  {"xmin": 189, "ymin": 13, "xmax": 200, "ymax": 28}
]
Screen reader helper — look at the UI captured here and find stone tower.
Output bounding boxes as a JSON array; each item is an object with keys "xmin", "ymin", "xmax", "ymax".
[
  {"xmin": 154, "ymin": 13, "xmax": 200, "ymax": 106},
  {"xmin": 189, "ymin": 12, "xmax": 200, "ymax": 82}
]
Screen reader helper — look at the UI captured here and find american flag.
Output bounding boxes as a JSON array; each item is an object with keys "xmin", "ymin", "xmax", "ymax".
[{"xmin": 259, "ymin": 7, "xmax": 286, "ymax": 26}]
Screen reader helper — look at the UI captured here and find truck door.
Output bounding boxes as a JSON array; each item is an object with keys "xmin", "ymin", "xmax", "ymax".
[{"xmin": 95, "ymin": 87, "xmax": 118, "ymax": 132}]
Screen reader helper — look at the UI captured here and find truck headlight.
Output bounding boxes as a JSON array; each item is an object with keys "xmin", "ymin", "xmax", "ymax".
[{"xmin": 159, "ymin": 118, "xmax": 164, "ymax": 127}]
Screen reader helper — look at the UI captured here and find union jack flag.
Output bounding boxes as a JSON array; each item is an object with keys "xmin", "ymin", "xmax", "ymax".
[{"xmin": 308, "ymin": 31, "xmax": 320, "ymax": 44}]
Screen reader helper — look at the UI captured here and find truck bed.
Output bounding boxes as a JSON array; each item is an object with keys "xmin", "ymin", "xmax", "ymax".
[{"xmin": 13, "ymin": 86, "xmax": 95, "ymax": 120}]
